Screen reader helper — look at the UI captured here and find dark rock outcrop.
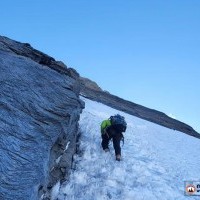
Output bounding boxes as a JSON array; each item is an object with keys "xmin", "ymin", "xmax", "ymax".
[
  {"xmin": 80, "ymin": 79, "xmax": 200, "ymax": 139},
  {"xmin": 80, "ymin": 77, "xmax": 103, "ymax": 92},
  {"xmin": 0, "ymin": 36, "xmax": 84, "ymax": 200}
]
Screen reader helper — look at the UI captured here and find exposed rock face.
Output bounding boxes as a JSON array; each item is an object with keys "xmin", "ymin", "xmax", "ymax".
[
  {"xmin": 80, "ymin": 77, "xmax": 103, "ymax": 92},
  {"xmin": 0, "ymin": 36, "xmax": 84, "ymax": 200},
  {"xmin": 80, "ymin": 83, "xmax": 200, "ymax": 139}
]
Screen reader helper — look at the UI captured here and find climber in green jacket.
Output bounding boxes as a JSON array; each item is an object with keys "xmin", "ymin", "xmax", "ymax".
[{"xmin": 100, "ymin": 114, "xmax": 127, "ymax": 161}]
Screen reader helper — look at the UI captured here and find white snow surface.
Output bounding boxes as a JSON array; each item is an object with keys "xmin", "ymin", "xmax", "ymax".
[{"xmin": 55, "ymin": 97, "xmax": 200, "ymax": 200}]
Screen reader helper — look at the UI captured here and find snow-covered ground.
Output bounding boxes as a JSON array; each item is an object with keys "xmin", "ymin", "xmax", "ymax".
[{"xmin": 54, "ymin": 97, "xmax": 200, "ymax": 200}]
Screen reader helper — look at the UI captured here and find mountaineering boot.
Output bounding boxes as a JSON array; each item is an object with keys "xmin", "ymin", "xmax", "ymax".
[
  {"xmin": 116, "ymin": 154, "xmax": 121, "ymax": 161},
  {"xmin": 104, "ymin": 148, "xmax": 109, "ymax": 152}
]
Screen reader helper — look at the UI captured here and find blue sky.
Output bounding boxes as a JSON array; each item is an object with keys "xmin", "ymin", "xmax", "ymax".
[{"xmin": 0, "ymin": 0, "xmax": 199, "ymax": 132}]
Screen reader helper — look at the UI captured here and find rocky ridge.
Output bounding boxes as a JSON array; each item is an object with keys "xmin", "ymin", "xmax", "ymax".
[
  {"xmin": 0, "ymin": 36, "xmax": 84, "ymax": 200},
  {"xmin": 80, "ymin": 78, "xmax": 200, "ymax": 139}
]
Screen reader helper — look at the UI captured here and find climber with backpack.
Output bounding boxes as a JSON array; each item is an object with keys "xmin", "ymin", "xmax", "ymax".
[{"xmin": 101, "ymin": 114, "xmax": 127, "ymax": 161}]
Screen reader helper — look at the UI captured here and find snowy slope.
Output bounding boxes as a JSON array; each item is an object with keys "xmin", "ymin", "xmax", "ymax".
[{"xmin": 54, "ymin": 97, "xmax": 200, "ymax": 200}]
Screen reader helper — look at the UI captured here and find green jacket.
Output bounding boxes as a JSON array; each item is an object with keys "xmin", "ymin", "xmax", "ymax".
[{"xmin": 101, "ymin": 119, "xmax": 111, "ymax": 134}]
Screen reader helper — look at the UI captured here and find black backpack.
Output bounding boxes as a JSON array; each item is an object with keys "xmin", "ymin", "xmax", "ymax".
[{"xmin": 110, "ymin": 114, "xmax": 127, "ymax": 132}]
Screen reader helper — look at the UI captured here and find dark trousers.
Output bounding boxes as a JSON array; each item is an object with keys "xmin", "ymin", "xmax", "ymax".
[{"xmin": 101, "ymin": 132, "xmax": 122, "ymax": 155}]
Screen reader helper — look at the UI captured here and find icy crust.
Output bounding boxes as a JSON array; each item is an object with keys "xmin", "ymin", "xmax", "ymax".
[{"xmin": 55, "ymin": 97, "xmax": 200, "ymax": 200}]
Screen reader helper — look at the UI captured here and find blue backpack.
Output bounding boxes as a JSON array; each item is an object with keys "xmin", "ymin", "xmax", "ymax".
[{"xmin": 110, "ymin": 114, "xmax": 127, "ymax": 132}]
